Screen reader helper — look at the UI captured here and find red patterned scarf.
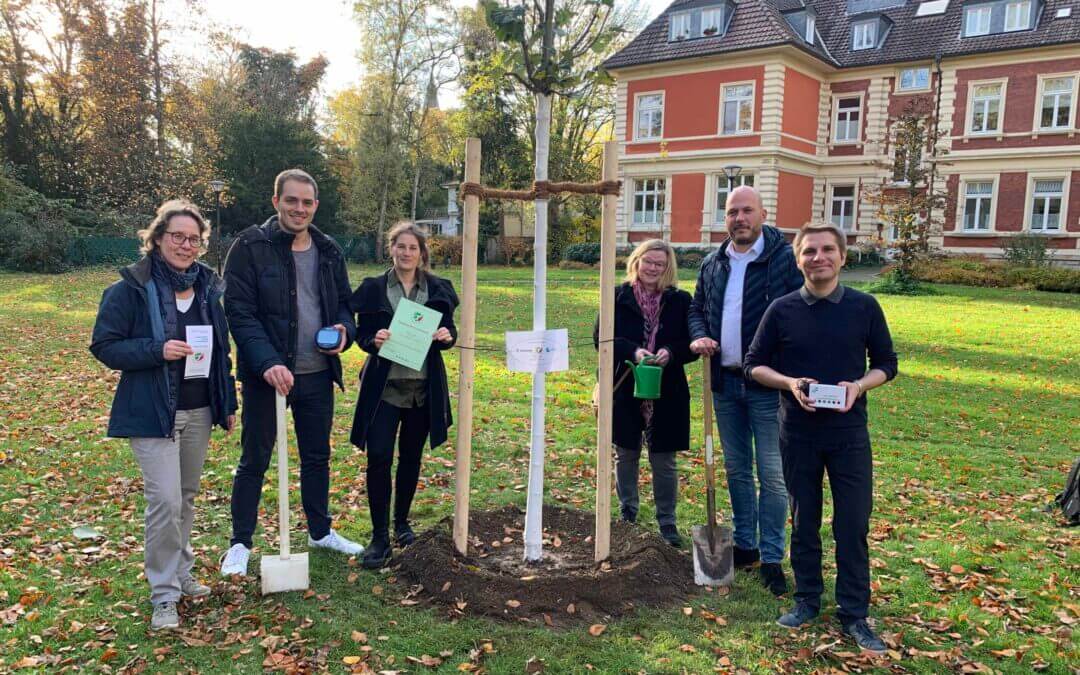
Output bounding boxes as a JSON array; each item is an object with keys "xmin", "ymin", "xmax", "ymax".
[{"xmin": 632, "ymin": 281, "xmax": 663, "ymax": 429}]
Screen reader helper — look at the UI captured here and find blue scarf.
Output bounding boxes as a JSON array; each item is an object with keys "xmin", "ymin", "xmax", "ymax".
[{"xmin": 151, "ymin": 252, "xmax": 200, "ymax": 292}]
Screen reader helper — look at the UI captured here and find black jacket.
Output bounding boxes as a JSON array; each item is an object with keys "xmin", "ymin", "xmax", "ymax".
[
  {"xmin": 594, "ymin": 283, "xmax": 698, "ymax": 453},
  {"xmin": 688, "ymin": 225, "xmax": 803, "ymax": 392},
  {"xmin": 90, "ymin": 256, "xmax": 237, "ymax": 438},
  {"xmin": 223, "ymin": 217, "xmax": 355, "ymax": 389},
  {"xmin": 349, "ymin": 271, "xmax": 459, "ymax": 451}
]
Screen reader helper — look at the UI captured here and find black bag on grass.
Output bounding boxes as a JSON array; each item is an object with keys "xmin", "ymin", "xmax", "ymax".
[{"xmin": 1054, "ymin": 458, "xmax": 1080, "ymax": 526}]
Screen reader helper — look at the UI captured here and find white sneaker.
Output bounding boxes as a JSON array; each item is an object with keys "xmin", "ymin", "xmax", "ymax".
[
  {"xmin": 220, "ymin": 543, "xmax": 250, "ymax": 576},
  {"xmin": 308, "ymin": 529, "xmax": 364, "ymax": 556}
]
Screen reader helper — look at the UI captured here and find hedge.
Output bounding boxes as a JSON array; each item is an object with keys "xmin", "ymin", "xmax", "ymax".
[
  {"xmin": 563, "ymin": 243, "xmax": 715, "ymax": 268},
  {"xmin": 914, "ymin": 257, "xmax": 1080, "ymax": 294}
]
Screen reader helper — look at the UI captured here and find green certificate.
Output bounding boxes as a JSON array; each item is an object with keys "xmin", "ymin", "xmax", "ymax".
[{"xmin": 380, "ymin": 297, "xmax": 443, "ymax": 371}]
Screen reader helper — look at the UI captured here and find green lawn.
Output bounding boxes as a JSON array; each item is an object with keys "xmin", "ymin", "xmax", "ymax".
[{"xmin": 0, "ymin": 265, "xmax": 1076, "ymax": 673}]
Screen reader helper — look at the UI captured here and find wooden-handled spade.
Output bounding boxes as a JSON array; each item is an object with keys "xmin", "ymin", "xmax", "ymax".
[{"xmin": 691, "ymin": 354, "xmax": 734, "ymax": 587}]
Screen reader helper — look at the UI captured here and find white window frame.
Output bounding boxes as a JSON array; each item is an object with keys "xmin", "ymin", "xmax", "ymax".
[
  {"xmin": 852, "ymin": 20, "xmax": 877, "ymax": 50},
  {"xmin": 714, "ymin": 173, "xmax": 755, "ymax": 223},
  {"xmin": 1034, "ymin": 73, "xmax": 1078, "ymax": 132},
  {"xmin": 670, "ymin": 11, "xmax": 692, "ymax": 41},
  {"xmin": 829, "ymin": 184, "xmax": 857, "ymax": 231},
  {"xmin": 965, "ymin": 79, "xmax": 1007, "ymax": 136},
  {"xmin": 958, "ymin": 178, "xmax": 997, "ymax": 232},
  {"xmin": 805, "ymin": 15, "xmax": 816, "ymax": 43},
  {"xmin": 633, "ymin": 91, "xmax": 664, "ymax": 142},
  {"xmin": 701, "ymin": 7, "xmax": 724, "ymax": 36},
  {"xmin": 632, "ymin": 177, "xmax": 667, "ymax": 226},
  {"xmin": 832, "ymin": 94, "xmax": 863, "ymax": 144},
  {"xmin": 719, "ymin": 81, "xmax": 755, "ymax": 136},
  {"xmin": 1004, "ymin": 0, "xmax": 1032, "ymax": 31},
  {"xmin": 897, "ymin": 66, "xmax": 932, "ymax": 93},
  {"xmin": 1025, "ymin": 175, "xmax": 1068, "ymax": 233},
  {"xmin": 964, "ymin": 5, "xmax": 992, "ymax": 36}
]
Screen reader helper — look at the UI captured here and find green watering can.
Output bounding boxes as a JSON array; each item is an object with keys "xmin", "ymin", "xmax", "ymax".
[{"xmin": 625, "ymin": 358, "xmax": 663, "ymax": 400}]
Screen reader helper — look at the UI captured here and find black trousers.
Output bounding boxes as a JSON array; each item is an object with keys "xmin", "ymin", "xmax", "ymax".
[
  {"xmin": 365, "ymin": 401, "xmax": 430, "ymax": 536},
  {"xmin": 780, "ymin": 428, "xmax": 873, "ymax": 625},
  {"xmin": 231, "ymin": 371, "xmax": 334, "ymax": 547}
]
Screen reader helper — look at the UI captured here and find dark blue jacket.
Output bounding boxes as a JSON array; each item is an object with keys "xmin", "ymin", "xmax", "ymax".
[
  {"xmin": 223, "ymin": 217, "xmax": 355, "ymax": 389},
  {"xmin": 90, "ymin": 257, "xmax": 238, "ymax": 438},
  {"xmin": 688, "ymin": 225, "xmax": 804, "ymax": 392}
]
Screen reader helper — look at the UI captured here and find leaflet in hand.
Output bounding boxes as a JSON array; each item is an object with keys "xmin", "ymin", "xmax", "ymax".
[
  {"xmin": 380, "ymin": 298, "xmax": 443, "ymax": 371},
  {"xmin": 184, "ymin": 325, "xmax": 212, "ymax": 379}
]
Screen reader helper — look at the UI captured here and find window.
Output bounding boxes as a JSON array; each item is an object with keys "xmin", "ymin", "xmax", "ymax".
[
  {"xmin": 916, "ymin": 0, "xmax": 950, "ymax": 16},
  {"xmin": 670, "ymin": 12, "xmax": 692, "ymax": 40},
  {"xmin": 834, "ymin": 97, "xmax": 861, "ymax": 143},
  {"xmin": 969, "ymin": 82, "xmax": 1003, "ymax": 134},
  {"xmin": 898, "ymin": 67, "xmax": 931, "ymax": 92},
  {"xmin": 721, "ymin": 84, "xmax": 754, "ymax": 135},
  {"xmin": 633, "ymin": 178, "xmax": 666, "ymax": 225},
  {"xmin": 962, "ymin": 182, "xmax": 993, "ymax": 231},
  {"xmin": 805, "ymin": 15, "xmax": 816, "ymax": 42},
  {"xmin": 702, "ymin": 8, "xmax": 723, "ymax": 35},
  {"xmin": 1030, "ymin": 179, "xmax": 1063, "ymax": 232},
  {"xmin": 1004, "ymin": 0, "xmax": 1031, "ymax": 30},
  {"xmin": 852, "ymin": 20, "xmax": 877, "ymax": 50},
  {"xmin": 715, "ymin": 174, "xmax": 755, "ymax": 220},
  {"xmin": 635, "ymin": 93, "xmax": 663, "ymax": 141},
  {"xmin": 892, "ymin": 136, "xmax": 922, "ymax": 183},
  {"xmin": 1040, "ymin": 76, "xmax": 1074, "ymax": 130},
  {"xmin": 830, "ymin": 186, "xmax": 856, "ymax": 231},
  {"xmin": 964, "ymin": 5, "xmax": 992, "ymax": 36}
]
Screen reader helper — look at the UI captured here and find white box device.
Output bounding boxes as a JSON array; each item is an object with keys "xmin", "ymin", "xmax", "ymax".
[{"xmin": 809, "ymin": 383, "xmax": 847, "ymax": 410}]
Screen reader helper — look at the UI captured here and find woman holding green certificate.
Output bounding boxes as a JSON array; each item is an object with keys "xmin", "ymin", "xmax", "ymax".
[{"xmin": 349, "ymin": 221, "xmax": 459, "ymax": 569}]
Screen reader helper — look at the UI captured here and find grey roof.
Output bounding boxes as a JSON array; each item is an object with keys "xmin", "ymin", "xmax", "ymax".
[{"xmin": 604, "ymin": 0, "xmax": 1080, "ymax": 71}]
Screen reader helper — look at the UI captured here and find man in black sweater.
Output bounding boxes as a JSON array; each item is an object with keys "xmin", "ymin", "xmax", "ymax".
[{"xmin": 745, "ymin": 223, "xmax": 897, "ymax": 654}]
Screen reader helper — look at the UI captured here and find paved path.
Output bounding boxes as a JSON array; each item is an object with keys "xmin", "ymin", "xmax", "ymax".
[{"xmin": 844, "ymin": 265, "xmax": 885, "ymax": 283}]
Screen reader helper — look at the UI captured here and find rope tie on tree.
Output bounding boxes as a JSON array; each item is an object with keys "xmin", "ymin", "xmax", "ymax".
[{"xmin": 459, "ymin": 179, "xmax": 621, "ymax": 202}]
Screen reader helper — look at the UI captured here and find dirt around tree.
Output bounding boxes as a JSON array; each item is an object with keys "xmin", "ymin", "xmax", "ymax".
[{"xmin": 396, "ymin": 505, "xmax": 696, "ymax": 627}]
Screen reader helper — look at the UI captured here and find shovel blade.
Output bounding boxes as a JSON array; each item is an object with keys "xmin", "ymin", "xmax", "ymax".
[
  {"xmin": 260, "ymin": 552, "xmax": 310, "ymax": 595},
  {"xmin": 691, "ymin": 524, "xmax": 734, "ymax": 587}
]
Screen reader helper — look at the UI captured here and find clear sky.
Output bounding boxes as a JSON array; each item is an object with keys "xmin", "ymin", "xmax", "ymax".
[{"xmin": 202, "ymin": 0, "xmax": 672, "ymax": 105}]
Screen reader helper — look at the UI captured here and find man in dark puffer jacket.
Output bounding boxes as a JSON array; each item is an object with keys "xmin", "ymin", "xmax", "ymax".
[
  {"xmin": 219, "ymin": 169, "xmax": 362, "ymax": 576},
  {"xmin": 689, "ymin": 186, "xmax": 804, "ymax": 596}
]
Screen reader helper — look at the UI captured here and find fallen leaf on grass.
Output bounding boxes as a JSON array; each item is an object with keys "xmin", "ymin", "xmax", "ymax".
[
  {"xmin": 682, "ymin": 606, "xmax": 692, "ymax": 616},
  {"xmin": 441, "ymin": 581, "xmax": 451, "ymax": 592},
  {"xmin": 351, "ymin": 631, "xmax": 367, "ymax": 643},
  {"xmin": 505, "ymin": 599, "xmax": 520, "ymax": 608},
  {"xmin": 566, "ymin": 603, "xmax": 575, "ymax": 614},
  {"xmin": 343, "ymin": 656, "xmax": 363, "ymax": 665},
  {"xmin": 588, "ymin": 624, "xmax": 606, "ymax": 636}
]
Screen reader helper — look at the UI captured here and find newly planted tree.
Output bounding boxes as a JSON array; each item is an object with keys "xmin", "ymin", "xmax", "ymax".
[{"xmin": 481, "ymin": 0, "xmax": 623, "ymax": 562}]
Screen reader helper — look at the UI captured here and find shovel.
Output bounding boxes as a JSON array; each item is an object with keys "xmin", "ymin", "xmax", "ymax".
[
  {"xmin": 261, "ymin": 392, "xmax": 310, "ymax": 595},
  {"xmin": 692, "ymin": 354, "xmax": 734, "ymax": 587}
]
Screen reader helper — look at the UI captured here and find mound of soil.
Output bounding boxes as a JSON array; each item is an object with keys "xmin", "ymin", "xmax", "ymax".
[{"xmin": 396, "ymin": 505, "xmax": 695, "ymax": 626}]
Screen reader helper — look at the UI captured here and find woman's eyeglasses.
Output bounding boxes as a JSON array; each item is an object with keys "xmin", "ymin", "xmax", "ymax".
[{"xmin": 164, "ymin": 231, "xmax": 206, "ymax": 249}]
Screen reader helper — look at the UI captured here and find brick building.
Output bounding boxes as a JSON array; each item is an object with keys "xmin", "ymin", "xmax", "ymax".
[{"xmin": 604, "ymin": 0, "xmax": 1080, "ymax": 262}]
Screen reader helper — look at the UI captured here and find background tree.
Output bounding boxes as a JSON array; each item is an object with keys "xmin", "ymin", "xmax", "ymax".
[{"xmin": 866, "ymin": 96, "xmax": 952, "ymax": 293}]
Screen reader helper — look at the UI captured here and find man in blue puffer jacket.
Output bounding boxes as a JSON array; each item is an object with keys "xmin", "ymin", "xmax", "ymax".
[{"xmin": 688, "ymin": 186, "xmax": 804, "ymax": 596}]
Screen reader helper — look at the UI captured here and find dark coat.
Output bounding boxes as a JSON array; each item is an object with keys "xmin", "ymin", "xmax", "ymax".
[
  {"xmin": 349, "ymin": 271, "xmax": 459, "ymax": 450},
  {"xmin": 90, "ymin": 257, "xmax": 237, "ymax": 438},
  {"xmin": 223, "ymin": 216, "xmax": 356, "ymax": 389},
  {"xmin": 594, "ymin": 283, "xmax": 698, "ymax": 453},
  {"xmin": 687, "ymin": 225, "xmax": 804, "ymax": 393}
]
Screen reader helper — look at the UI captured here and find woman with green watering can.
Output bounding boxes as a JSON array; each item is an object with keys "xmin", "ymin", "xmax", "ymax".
[{"xmin": 594, "ymin": 239, "xmax": 698, "ymax": 547}]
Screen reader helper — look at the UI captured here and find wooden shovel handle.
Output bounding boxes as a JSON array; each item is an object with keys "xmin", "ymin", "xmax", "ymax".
[{"xmin": 702, "ymin": 355, "xmax": 718, "ymax": 531}]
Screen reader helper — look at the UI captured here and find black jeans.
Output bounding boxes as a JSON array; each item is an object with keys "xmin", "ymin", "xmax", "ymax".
[
  {"xmin": 365, "ymin": 401, "xmax": 429, "ymax": 536},
  {"xmin": 780, "ymin": 428, "xmax": 873, "ymax": 625},
  {"xmin": 231, "ymin": 371, "xmax": 334, "ymax": 547}
]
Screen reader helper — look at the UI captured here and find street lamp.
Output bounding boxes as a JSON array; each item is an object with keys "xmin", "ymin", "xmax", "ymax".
[
  {"xmin": 722, "ymin": 164, "xmax": 742, "ymax": 192},
  {"xmin": 209, "ymin": 179, "xmax": 226, "ymax": 274}
]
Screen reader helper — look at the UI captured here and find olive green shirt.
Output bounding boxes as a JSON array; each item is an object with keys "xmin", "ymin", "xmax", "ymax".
[{"xmin": 381, "ymin": 269, "xmax": 428, "ymax": 408}]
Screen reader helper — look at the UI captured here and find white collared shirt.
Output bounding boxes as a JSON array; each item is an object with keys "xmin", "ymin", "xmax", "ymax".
[{"xmin": 720, "ymin": 233, "xmax": 765, "ymax": 368}]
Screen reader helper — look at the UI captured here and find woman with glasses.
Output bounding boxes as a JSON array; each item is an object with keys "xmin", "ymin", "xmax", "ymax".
[
  {"xmin": 90, "ymin": 199, "xmax": 236, "ymax": 631},
  {"xmin": 594, "ymin": 239, "xmax": 697, "ymax": 547}
]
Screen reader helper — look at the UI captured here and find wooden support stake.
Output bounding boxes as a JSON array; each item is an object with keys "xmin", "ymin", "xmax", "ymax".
[
  {"xmin": 595, "ymin": 140, "xmax": 618, "ymax": 563},
  {"xmin": 453, "ymin": 137, "xmax": 481, "ymax": 556}
]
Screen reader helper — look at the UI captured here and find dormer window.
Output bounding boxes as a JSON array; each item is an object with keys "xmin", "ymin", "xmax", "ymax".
[
  {"xmin": 667, "ymin": 3, "xmax": 733, "ymax": 42},
  {"xmin": 852, "ymin": 20, "xmax": 878, "ymax": 49},
  {"xmin": 670, "ymin": 12, "xmax": 692, "ymax": 40},
  {"xmin": 963, "ymin": 0, "xmax": 1034, "ymax": 37},
  {"xmin": 1004, "ymin": 0, "xmax": 1032, "ymax": 30},
  {"xmin": 806, "ymin": 15, "xmax": 816, "ymax": 42}
]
